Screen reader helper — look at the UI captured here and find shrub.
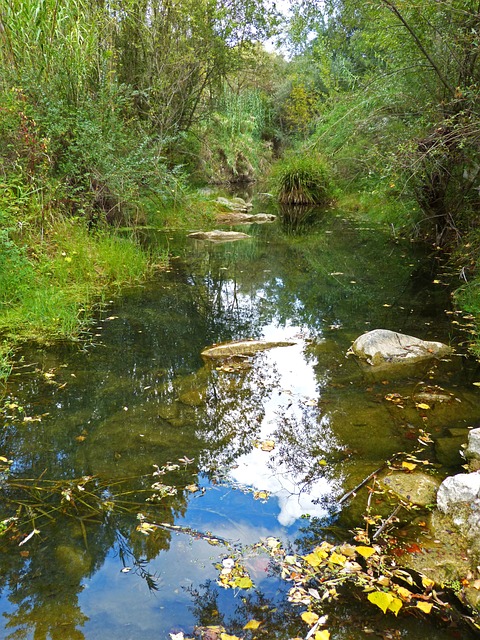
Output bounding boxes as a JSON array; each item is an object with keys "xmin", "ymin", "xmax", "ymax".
[{"xmin": 271, "ymin": 155, "xmax": 333, "ymax": 205}]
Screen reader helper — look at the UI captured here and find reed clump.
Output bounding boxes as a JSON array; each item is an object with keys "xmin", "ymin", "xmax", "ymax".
[{"xmin": 272, "ymin": 155, "xmax": 333, "ymax": 206}]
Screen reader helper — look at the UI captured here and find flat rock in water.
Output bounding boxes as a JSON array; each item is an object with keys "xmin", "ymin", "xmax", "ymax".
[
  {"xmin": 188, "ymin": 230, "xmax": 251, "ymax": 242},
  {"xmin": 201, "ymin": 339, "xmax": 296, "ymax": 359},
  {"xmin": 215, "ymin": 196, "xmax": 253, "ymax": 212},
  {"xmin": 380, "ymin": 470, "xmax": 440, "ymax": 506},
  {"xmin": 351, "ymin": 329, "xmax": 451, "ymax": 366},
  {"xmin": 216, "ymin": 212, "xmax": 276, "ymax": 224}
]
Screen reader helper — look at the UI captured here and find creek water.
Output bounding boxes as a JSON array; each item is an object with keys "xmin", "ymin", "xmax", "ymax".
[{"xmin": 1, "ymin": 202, "xmax": 480, "ymax": 639}]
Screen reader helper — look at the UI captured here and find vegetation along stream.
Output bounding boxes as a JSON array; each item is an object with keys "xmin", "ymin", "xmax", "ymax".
[{"xmin": 1, "ymin": 199, "xmax": 479, "ymax": 640}]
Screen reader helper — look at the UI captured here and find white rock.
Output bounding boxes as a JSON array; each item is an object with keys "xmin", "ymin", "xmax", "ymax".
[
  {"xmin": 465, "ymin": 428, "xmax": 480, "ymax": 461},
  {"xmin": 437, "ymin": 472, "xmax": 480, "ymax": 517},
  {"xmin": 351, "ymin": 329, "xmax": 451, "ymax": 366}
]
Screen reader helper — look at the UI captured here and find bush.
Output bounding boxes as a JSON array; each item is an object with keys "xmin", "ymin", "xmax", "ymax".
[{"xmin": 271, "ymin": 155, "xmax": 333, "ymax": 205}]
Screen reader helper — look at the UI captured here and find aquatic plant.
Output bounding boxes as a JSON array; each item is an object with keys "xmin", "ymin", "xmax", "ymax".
[{"xmin": 272, "ymin": 155, "xmax": 333, "ymax": 205}]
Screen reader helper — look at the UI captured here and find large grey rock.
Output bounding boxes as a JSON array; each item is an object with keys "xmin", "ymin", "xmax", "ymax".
[
  {"xmin": 465, "ymin": 428, "xmax": 480, "ymax": 461},
  {"xmin": 351, "ymin": 329, "xmax": 451, "ymax": 366},
  {"xmin": 437, "ymin": 472, "xmax": 480, "ymax": 515},
  {"xmin": 188, "ymin": 230, "xmax": 251, "ymax": 242}
]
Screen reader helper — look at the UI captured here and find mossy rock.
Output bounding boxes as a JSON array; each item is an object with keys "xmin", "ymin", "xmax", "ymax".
[{"xmin": 379, "ymin": 470, "xmax": 440, "ymax": 506}]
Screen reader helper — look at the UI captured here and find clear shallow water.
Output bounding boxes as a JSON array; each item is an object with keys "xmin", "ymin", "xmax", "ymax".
[{"xmin": 1, "ymin": 209, "xmax": 479, "ymax": 639}]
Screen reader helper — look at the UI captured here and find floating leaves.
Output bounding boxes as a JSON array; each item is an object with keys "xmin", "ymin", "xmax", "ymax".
[
  {"xmin": 243, "ymin": 619, "xmax": 261, "ymax": 630},
  {"xmin": 367, "ymin": 591, "xmax": 403, "ymax": 615},
  {"xmin": 216, "ymin": 557, "xmax": 254, "ymax": 591}
]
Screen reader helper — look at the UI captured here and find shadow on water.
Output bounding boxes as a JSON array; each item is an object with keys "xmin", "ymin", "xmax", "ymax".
[{"xmin": 0, "ymin": 198, "xmax": 479, "ymax": 638}]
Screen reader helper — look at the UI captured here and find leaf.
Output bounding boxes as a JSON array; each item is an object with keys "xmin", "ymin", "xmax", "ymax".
[
  {"xmin": 395, "ymin": 586, "xmax": 413, "ymax": 601},
  {"xmin": 416, "ymin": 601, "xmax": 433, "ymax": 614},
  {"xmin": 388, "ymin": 597, "xmax": 403, "ymax": 616},
  {"xmin": 260, "ymin": 440, "xmax": 275, "ymax": 452},
  {"xmin": 473, "ymin": 382, "xmax": 480, "ymax": 387},
  {"xmin": 329, "ymin": 552, "xmax": 347, "ymax": 566},
  {"xmin": 301, "ymin": 611, "xmax": 319, "ymax": 625},
  {"xmin": 314, "ymin": 632, "xmax": 330, "ymax": 640},
  {"xmin": 234, "ymin": 576, "xmax": 253, "ymax": 590},
  {"xmin": 243, "ymin": 619, "xmax": 261, "ymax": 630},
  {"xmin": 421, "ymin": 576, "xmax": 435, "ymax": 589},
  {"xmin": 367, "ymin": 591, "xmax": 393, "ymax": 614},
  {"xmin": 253, "ymin": 490, "xmax": 269, "ymax": 500},
  {"xmin": 416, "ymin": 403, "xmax": 431, "ymax": 410},
  {"xmin": 220, "ymin": 635, "xmax": 241, "ymax": 640},
  {"xmin": 304, "ymin": 548, "xmax": 328, "ymax": 566},
  {"xmin": 356, "ymin": 546, "xmax": 376, "ymax": 558},
  {"xmin": 402, "ymin": 461, "xmax": 417, "ymax": 471}
]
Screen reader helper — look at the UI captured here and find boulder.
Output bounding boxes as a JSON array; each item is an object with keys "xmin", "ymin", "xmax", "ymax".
[
  {"xmin": 216, "ymin": 212, "xmax": 276, "ymax": 225},
  {"xmin": 351, "ymin": 329, "xmax": 451, "ymax": 366},
  {"xmin": 215, "ymin": 196, "xmax": 253, "ymax": 212},
  {"xmin": 437, "ymin": 472, "xmax": 480, "ymax": 532},
  {"xmin": 465, "ymin": 428, "xmax": 480, "ymax": 461},
  {"xmin": 201, "ymin": 339, "xmax": 296, "ymax": 359},
  {"xmin": 379, "ymin": 470, "xmax": 440, "ymax": 506},
  {"xmin": 188, "ymin": 230, "xmax": 251, "ymax": 242}
]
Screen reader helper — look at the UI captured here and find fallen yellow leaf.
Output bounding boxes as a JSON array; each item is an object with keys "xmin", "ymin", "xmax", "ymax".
[
  {"xmin": 402, "ymin": 461, "xmax": 417, "ymax": 471},
  {"xmin": 243, "ymin": 619, "xmax": 261, "ymax": 630},
  {"xmin": 368, "ymin": 590, "xmax": 393, "ymax": 614},
  {"xmin": 220, "ymin": 635, "xmax": 241, "ymax": 640},
  {"xmin": 314, "ymin": 631, "xmax": 330, "ymax": 640},
  {"xmin": 355, "ymin": 546, "xmax": 376, "ymax": 559},
  {"xmin": 416, "ymin": 601, "xmax": 433, "ymax": 614},
  {"xmin": 416, "ymin": 403, "xmax": 430, "ymax": 410},
  {"xmin": 301, "ymin": 611, "xmax": 319, "ymax": 625},
  {"xmin": 421, "ymin": 576, "xmax": 435, "ymax": 589},
  {"xmin": 329, "ymin": 552, "xmax": 347, "ymax": 566}
]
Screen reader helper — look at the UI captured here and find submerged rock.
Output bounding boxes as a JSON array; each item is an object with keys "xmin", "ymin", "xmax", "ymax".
[
  {"xmin": 188, "ymin": 229, "xmax": 251, "ymax": 242},
  {"xmin": 351, "ymin": 329, "xmax": 451, "ymax": 366},
  {"xmin": 379, "ymin": 470, "xmax": 440, "ymax": 506},
  {"xmin": 201, "ymin": 339, "xmax": 296, "ymax": 359}
]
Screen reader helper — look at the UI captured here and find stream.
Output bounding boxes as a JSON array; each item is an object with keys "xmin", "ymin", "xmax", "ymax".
[{"xmin": 1, "ymin": 199, "xmax": 479, "ymax": 639}]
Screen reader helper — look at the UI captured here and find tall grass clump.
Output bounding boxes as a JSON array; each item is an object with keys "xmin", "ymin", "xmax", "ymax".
[{"xmin": 271, "ymin": 155, "xmax": 333, "ymax": 205}]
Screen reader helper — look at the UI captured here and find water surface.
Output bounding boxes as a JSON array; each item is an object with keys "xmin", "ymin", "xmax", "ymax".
[{"xmin": 1, "ymin": 208, "xmax": 479, "ymax": 639}]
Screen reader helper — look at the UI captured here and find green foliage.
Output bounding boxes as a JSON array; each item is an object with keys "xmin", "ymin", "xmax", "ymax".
[
  {"xmin": 196, "ymin": 85, "xmax": 273, "ymax": 183},
  {"xmin": 271, "ymin": 155, "xmax": 333, "ymax": 205}
]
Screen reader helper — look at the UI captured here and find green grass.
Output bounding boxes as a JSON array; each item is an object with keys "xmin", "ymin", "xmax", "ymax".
[
  {"xmin": 270, "ymin": 155, "xmax": 333, "ymax": 205},
  {"xmin": 0, "ymin": 220, "xmax": 165, "ymax": 349}
]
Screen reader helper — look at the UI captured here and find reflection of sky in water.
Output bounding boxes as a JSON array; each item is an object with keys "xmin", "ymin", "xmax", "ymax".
[
  {"xmin": 80, "ymin": 514, "xmax": 287, "ymax": 639},
  {"xmin": 219, "ymin": 319, "xmax": 341, "ymax": 527}
]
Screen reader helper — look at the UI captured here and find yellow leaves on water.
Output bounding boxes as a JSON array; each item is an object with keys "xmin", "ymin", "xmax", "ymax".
[
  {"xmin": 421, "ymin": 576, "xmax": 435, "ymax": 590},
  {"xmin": 243, "ymin": 619, "xmax": 261, "ymax": 630},
  {"xmin": 367, "ymin": 591, "xmax": 403, "ymax": 616},
  {"xmin": 416, "ymin": 601, "xmax": 433, "ymax": 614},
  {"xmin": 257, "ymin": 439, "xmax": 275, "ymax": 452},
  {"xmin": 329, "ymin": 552, "xmax": 347, "ymax": 566},
  {"xmin": 220, "ymin": 634, "xmax": 241, "ymax": 640},
  {"xmin": 416, "ymin": 402, "xmax": 431, "ymax": 410},
  {"xmin": 355, "ymin": 546, "xmax": 376, "ymax": 559},
  {"xmin": 301, "ymin": 611, "xmax": 319, "ymax": 625},
  {"xmin": 401, "ymin": 461, "xmax": 417, "ymax": 471},
  {"xmin": 253, "ymin": 490, "xmax": 270, "ymax": 500},
  {"xmin": 304, "ymin": 547, "xmax": 328, "ymax": 567},
  {"xmin": 234, "ymin": 576, "xmax": 253, "ymax": 589},
  {"xmin": 314, "ymin": 632, "xmax": 330, "ymax": 640}
]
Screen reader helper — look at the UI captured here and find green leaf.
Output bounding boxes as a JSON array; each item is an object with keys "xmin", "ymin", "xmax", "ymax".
[{"xmin": 234, "ymin": 576, "xmax": 253, "ymax": 590}]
